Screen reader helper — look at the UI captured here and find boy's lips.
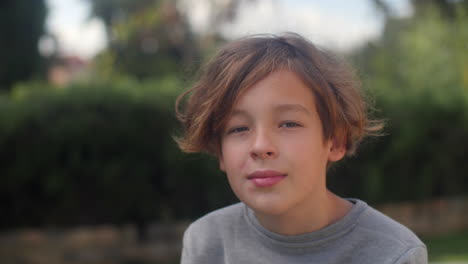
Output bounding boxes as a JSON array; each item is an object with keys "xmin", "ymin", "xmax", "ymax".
[{"xmin": 247, "ymin": 170, "xmax": 287, "ymax": 187}]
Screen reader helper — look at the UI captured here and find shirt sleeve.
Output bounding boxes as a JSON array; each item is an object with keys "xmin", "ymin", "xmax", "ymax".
[
  {"xmin": 180, "ymin": 225, "xmax": 193, "ymax": 264},
  {"xmin": 394, "ymin": 246, "xmax": 428, "ymax": 264}
]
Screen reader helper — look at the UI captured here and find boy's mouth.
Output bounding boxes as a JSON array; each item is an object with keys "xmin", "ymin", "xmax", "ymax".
[{"xmin": 247, "ymin": 170, "xmax": 287, "ymax": 187}]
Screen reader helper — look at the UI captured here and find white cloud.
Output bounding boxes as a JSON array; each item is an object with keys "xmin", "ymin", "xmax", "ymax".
[
  {"xmin": 46, "ymin": 0, "xmax": 107, "ymax": 59},
  {"xmin": 179, "ymin": 0, "xmax": 213, "ymax": 33},
  {"xmin": 52, "ymin": 18, "xmax": 107, "ymax": 59},
  {"xmin": 219, "ymin": 0, "xmax": 383, "ymax": 52}
]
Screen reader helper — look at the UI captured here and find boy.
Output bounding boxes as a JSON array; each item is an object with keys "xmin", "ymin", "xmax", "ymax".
[{"xmin": 175, "ymin": 33, "xmax": 427, "ymax": 263}]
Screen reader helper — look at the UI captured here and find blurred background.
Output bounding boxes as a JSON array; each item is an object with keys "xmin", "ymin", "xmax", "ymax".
[{"xmin": 0, "ymin": 0, "xmax": 467, "ymax": 263}]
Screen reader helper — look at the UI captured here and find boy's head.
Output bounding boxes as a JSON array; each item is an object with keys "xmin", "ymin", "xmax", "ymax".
[{"xmin": 176, "ymin": 32, "xmax": 382, "ymax": 160}]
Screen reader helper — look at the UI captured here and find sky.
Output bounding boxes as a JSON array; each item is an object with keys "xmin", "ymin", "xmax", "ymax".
[
  {"xmin": 44, "ymin": 0, "xmax": 411, "ymax": 59},
  {"xmin": 44, "ymin": 0, "xmax": 107, "ymax": 59}
]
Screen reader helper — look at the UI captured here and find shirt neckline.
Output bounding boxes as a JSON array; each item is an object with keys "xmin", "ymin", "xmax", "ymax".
[{"xmin": 243, "ymin": 198, "xmax": 368, "ymax": 250}]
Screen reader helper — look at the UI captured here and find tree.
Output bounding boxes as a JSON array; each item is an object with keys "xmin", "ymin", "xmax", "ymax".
[
  {"xmin": 371, "ymin": 0, "xmax": 468, "ymax": 19},
  {"xmin": 88, "ymin": 0, "xmax": 197, "ymax": 79},
  {"xmin": 87, "ymin": 0, "xmax": 259, "ymax": 80},
  {"xmin": 0, "ymin": 0, "xmax": 47, "ymax": 91},
  {"xmin": 335, "ymin": 2, "xmax": 468, "ymax": 203}
]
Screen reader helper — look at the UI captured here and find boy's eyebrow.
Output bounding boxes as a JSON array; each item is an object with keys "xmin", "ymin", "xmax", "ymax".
[{"xmin": 273, "ymin": 104, "xmax": 311, "ymax": 115}]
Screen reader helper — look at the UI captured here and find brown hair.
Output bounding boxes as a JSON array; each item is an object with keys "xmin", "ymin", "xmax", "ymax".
[{"xmin": 175, "ymin": 32, "xmax": 383, "ymax": 157}]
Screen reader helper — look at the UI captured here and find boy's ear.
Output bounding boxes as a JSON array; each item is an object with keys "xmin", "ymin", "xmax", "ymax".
[{"xmin": 328, "ymin": 139, "xmax": 346, "ymax": 162}]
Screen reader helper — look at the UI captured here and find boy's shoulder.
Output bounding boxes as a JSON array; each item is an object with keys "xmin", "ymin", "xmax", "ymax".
[
  {"xmin": 354, "ymin": 199, "xmax": 424, "ymax": 247},
  {"xmin": 181, "ymin": 203, "xmax": 245, "ymax": 263},
  {"xmin": 183, "ymin": 203, "xmax": 244, "ymax": 242},
  {"xmin": 190, "ymin": 202, "xmax": 244, "ymax": 228},
  {"xmin": 349, "ymin": 199, "xmax": 427, "ymax": 262}
]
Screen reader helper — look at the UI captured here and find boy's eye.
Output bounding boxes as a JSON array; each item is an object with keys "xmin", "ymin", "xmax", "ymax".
[
  {"xmin": 280, "ymin": 121, "xmax": 301, "ymax": 128},
  {"xmin": 227, "ymin": 126, "xmax": 249, "ymax": 134}
]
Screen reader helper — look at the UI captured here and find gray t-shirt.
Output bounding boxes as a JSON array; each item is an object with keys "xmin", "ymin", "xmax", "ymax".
[{"xmin": 181, "ymin": 199, "xmax": 427, "ymax": 264}]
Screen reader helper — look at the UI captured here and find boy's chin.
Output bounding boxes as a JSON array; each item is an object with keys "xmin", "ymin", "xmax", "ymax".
[{"xmin": 244, "ymin": 198, "xmax": 292, "ymax": 217}]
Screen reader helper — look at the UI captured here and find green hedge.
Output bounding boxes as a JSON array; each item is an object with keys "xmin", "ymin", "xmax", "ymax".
[
  {"xmin": 328, "ymin": 89, "xmax": 468, "ymax": 204},
  {"xmin": 329, "ymin": 7, "xmax": 468, "ymax": 204},
  {"xmin": 0, "ymin": 81, "xmax": 236, "ymax": 229},
  {"xmin": 0, "ymin": 78, "xmax": 467, "ymax": 228}
]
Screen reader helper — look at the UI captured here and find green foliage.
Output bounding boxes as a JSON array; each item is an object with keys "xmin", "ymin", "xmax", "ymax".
[
  {"xmin": 423, "ymin": 230, "xmax": 468, "ymax": 261},
  {"xmin": 87, "ymin": 0, "xmax": 157, "ymax": 30},
  {"xmin": 2, "ymin": 1, "xmax": 468, "ymax": 229},
  {"xmin": 329, "ymin": 5, "xmax": 468, "ymax": 203},
  {"xmin": 87, "ymin": 0, "xmax": 251, "ymax": 81},
  {"xmin": 0, "ymin": 0, "xmax": 47, "ymax": 90},
  {"xmin": 0, "ymin": 80, "xmax": 236, "ymax": 229},
  {"xmin": 89, "ymin": 0, "xmax": 198, "ymax": 80}
]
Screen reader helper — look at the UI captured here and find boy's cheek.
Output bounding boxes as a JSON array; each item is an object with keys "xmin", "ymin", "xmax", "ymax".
[{"xmin": 219, "ymin": 144, "xmax": 251, "ymax": 174}]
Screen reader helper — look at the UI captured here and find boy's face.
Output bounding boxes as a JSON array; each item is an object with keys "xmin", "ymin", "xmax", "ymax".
[{"xmin": 219, "ymin": 70, "xmax": 345, "ymax": 217}]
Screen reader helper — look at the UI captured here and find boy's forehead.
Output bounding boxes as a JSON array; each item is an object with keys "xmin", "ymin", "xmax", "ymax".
[
  {"xmin": 230, "ymin": 103, "xmax": 311, "ymax": 117},
  {"xmin": 233, "ymin": 69, "xmax": 315, "ymax": 103}
]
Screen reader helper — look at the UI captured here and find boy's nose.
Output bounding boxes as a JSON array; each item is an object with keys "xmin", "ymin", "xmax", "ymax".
[{"xmin": 250, "ymin": 130, "xmax": 277, "ymax": 160}]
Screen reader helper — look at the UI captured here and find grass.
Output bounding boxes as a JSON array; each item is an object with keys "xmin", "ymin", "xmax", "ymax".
[{"xmin": 423, "ymin": 230, "xmax": 468, "ymax": 262}]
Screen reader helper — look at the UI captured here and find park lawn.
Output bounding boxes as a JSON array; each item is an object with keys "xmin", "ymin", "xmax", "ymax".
[{"xmin": 423, "ymin": 230, "xmax": 468, "ymax": 262}]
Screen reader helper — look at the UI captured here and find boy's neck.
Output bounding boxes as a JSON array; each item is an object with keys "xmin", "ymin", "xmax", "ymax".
[{"xmin": 254, "ymin": 191, "xmax": 352, "ymax": 236}]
